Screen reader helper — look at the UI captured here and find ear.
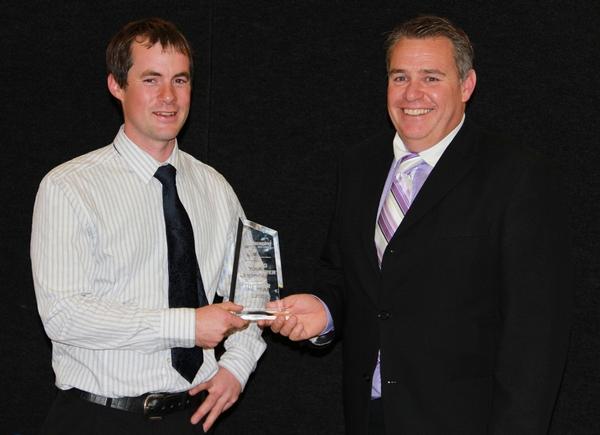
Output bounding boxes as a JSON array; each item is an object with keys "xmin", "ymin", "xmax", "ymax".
[
  {"xmin": 460, "ymin": 69, "xmax": 477, "ymax": 103},
  {"xmin": 107, "ymin": 74, "xmax": 125, "ymax": 102}
]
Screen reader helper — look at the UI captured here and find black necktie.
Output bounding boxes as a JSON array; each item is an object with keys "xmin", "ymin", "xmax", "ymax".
[{"xmin": 155, "ymin": 164, "xmax": 208, "ymax": 383}]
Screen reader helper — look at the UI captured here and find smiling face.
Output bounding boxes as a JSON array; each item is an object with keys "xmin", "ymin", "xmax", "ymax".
[
  {"xmin": 108, "ymin": 40, "xmax": 191, "ymax": 162},
  {"xmin": 387, "ymin": 37, "xmax": 476, "ymax": 152}
]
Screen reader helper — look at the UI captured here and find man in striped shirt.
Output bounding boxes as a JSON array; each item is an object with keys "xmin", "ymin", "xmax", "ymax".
[{"xmin": 31, "ymin": 18, "xmax": 265, "ymax": 434}]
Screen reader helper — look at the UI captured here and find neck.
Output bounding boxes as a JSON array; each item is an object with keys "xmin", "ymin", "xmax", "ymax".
[{"xmin": 122, "ymin": 129, "xmax": 176, "ymax": 162}]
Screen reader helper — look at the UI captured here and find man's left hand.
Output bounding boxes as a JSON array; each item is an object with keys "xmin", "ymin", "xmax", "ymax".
[{"xmin": 189, "ymin": 367, "xmax": 242, "ymax": 431}]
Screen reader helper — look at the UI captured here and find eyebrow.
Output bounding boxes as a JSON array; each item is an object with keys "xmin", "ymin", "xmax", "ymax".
[
  {"xmin": 421, "ymin": 69, "xmax": 446, "ymax": 76},
  {"xmin": 388, "ymin": 68, "xmax": 447, "ymax": 76},
  {"xmin": 139, "ymin": 70, "xmax": 191, "ymax": 80}
]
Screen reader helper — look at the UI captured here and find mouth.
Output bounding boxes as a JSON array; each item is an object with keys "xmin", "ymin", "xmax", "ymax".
[
  {"xmin": 153, "ymin": 111, "xmax": 177, "ymax": 119},
  {"xmin": 403, "ymin": 108, "xmax": 433, "ymax": 116}
]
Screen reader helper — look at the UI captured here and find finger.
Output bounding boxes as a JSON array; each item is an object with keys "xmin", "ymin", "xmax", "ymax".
[
  {"xmin": 256, "ymin": 319, "xmax": 271, "ymax": 328},
  {"xmin": 268, "ymin": 316, "xmax": 285, "ymax": 333},
  {"xmin": 190, "ymin": 392, "xmax": 217, "ymax": 425},
  {"xmin": 258, "ymin": 318, "xmax": 278, "ymax": 329},
  {"xmin": 234, "ymin": 322, "xmax": 249, "ymax": 332},
  {"xmin": 278, "ymin": 315, "xmax": 299, "ymax": 337},
  {"xmin": 222, "ymin": 396, "xmax": 237, "ymax": 413},
  {"xmin": 229, "ymin": 314, "xmax": 249, "ymax": 329},
  {"xmin": 202, "ymin": 398, "xmax": 227, "ymax": 432},
  {"xmin": 289, "ymin": 322, "xmax": 308, "ymax": 341},
  {"xmin": 189, "ymin": 381, "xmax": 209, "ymax": 396}
]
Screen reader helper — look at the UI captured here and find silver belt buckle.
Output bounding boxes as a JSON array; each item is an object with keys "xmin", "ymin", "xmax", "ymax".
[{"xmin": 143, "ymin": 393, "xmax": 164, "ymax": 420}]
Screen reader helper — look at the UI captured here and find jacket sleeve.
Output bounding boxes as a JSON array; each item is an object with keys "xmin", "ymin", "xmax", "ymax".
[
  {"xmin": 313, "ymin": 156, "xmax": 346, "ymax": 341},
  {"xmin": 490, "ymin": 157, "xmax": 573, "ymax": 433}
]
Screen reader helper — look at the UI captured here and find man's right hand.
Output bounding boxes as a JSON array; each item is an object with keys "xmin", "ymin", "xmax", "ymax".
[
  {"xmin": 260, "ymin": 294, "xmax": 328, "ymax": 341},
  {"xmin": 195, "ymin": 302, "xmax": 248, "ymax": 348}
]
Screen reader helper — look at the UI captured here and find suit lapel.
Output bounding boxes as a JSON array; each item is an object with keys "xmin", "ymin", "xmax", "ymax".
[
  {"xmin": 359, "ymin": 133, "xmax": 395, "ymax": 276},
  {"xmin": 394, "ymin": 121, "xmax": 480, "ymax": 238}
]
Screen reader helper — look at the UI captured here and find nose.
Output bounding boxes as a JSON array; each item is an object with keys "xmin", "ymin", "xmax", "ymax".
[
  {"xmin": 159, "ymin": 84, "xmax": 176, "ymax": 104},
  {"xmin": 404, "ymin": 80, "xmax": 423, "ymax": 101}
]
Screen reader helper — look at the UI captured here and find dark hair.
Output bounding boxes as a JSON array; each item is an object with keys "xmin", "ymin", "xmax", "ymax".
[
  {"xmin": 385, "ymin": 15, "xmax": 474, "ymax": 80},
  {"xmin": 106, "ymin": 18, "xmax": 193, "ymax": 88}
]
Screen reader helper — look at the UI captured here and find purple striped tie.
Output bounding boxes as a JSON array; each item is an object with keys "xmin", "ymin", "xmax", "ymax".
[{"xmin": 374, "ymin": 153, "xmax": 431, "ymax": 265}]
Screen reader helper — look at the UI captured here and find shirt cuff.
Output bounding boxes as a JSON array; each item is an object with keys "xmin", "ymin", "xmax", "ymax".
[
  {"xmin": 161, "ymin": 307, "xmax": 196, "ymax": 349},
  {"xmin": 218, "ymin": 344, "xmax": 262, "ymax": 390},
  {"xmin": 308, "ymin": 296, "xmax": 335, "ymax": 346}
]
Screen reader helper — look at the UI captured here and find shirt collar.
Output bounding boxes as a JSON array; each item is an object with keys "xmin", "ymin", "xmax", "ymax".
[
  {"xmin": 392, "ymin": 114, "xmax": 465, "ymax": 169},
  {"xmin": 112, "ymin": 125, "xmax": 182, "ymax": 183}
]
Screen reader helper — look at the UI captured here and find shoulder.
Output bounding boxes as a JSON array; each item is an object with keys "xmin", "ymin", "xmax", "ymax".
[
  {"xmin": 337, "ymin": 126, "xmax": 395, "ymax": 173},
  {"xmin": 40, "ymin": 144, "xmax": 116, "ymax": 188},
  {"xmin": 454, "ymin": 121, "xmax": 562, "ymax": 205},
  {"xmin": 34, "ymin": 145, "xmax": 117, "ymax": 220},
  {"xmin": 461, "ymin": 119, "xmax": 557, "ymax": 175},
  {"xmin": 178, "ymin": 150, "xmax": 238, "ymax": 198},
  {"xmin": 345, "ymin": 127, "xmax": 395, "ymax": 159}
]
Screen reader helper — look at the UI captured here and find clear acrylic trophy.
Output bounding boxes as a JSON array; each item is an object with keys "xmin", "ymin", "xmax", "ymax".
[{"xmin": 228, "ymin": 218, "xmax": 285, "ymax": 321}]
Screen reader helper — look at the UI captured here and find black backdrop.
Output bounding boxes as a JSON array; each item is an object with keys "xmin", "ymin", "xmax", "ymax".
[{"xmin": 1, "ymin": 1, "xmax": 598, "ymax": 434}]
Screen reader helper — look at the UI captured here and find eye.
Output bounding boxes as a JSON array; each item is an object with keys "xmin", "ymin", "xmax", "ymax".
[
  {"xmin": 174, "ymin": 77, "xmax": 189, "ymax": 86},
  {"xmin": 391, "ymin": 74, "xmax": 407, "ymax": 83},
  {"xmin": 425, "ymin": 76, "xmax": 440, "ymax": 82},
  {"xmin": 143, "ymin": 78, "xmax": 157, "ymax": 84}
]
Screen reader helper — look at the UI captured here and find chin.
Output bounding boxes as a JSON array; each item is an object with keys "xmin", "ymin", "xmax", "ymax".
[
  {"xmin": 398, "ymin": 129, "xmax": 429, "ymax": 141},
  {"xmin": 154, "ymin": 126, "xmax": 182, "ymax": 139}
]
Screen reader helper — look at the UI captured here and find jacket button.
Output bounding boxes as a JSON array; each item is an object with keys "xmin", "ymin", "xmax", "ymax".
[
  {"xmin": 386, "ymin": 380, "xmax": 398, "ymax": 385},
  {"xmin": 388, "ymin": 249, "xmax": 395, "ymax": 254},
  {"xmin": 377, "ymin": 311, "xmax": 391, "ymax": 320},
  {"xmin": 362, "ymin": 373, "xmax": 371, "ymax": 382}
]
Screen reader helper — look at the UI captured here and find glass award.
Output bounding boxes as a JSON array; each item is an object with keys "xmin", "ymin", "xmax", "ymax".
[{"xmin": 228, "ymin": 218, "xmax": 285, "ymax": 321}]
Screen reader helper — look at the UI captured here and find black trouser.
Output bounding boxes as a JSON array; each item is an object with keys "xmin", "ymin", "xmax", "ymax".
[
  {"xmin": 41, "ymin": 389, "xmax": 208, "ymax": 435},
  {"xmin": 368, "ymin": 398, "xmax": 386, "ymax": 435}
]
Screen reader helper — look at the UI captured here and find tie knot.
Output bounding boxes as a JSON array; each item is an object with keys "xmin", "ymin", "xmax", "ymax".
[{"xmin": 154, "ymin": 164, "xmax": 177, "ymax": 187}]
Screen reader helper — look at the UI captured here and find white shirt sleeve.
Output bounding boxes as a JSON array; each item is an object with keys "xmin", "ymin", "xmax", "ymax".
[{"xmin": 31, "ymin": 174, "xmax": 195, "ymax": 353}]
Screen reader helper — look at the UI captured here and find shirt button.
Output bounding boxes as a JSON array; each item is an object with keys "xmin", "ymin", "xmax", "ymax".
[{"xmin": 377, "ymin": 311, "xmax": 391, "ymax": 320}]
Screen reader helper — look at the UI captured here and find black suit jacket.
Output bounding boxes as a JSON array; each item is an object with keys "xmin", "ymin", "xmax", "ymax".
[{"xmin": 315, "ymin": 120, "xmax": 572, "ymax": 434}]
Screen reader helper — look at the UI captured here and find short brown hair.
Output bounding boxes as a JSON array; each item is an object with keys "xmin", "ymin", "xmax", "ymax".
[
  {"xmin": 385, "ymin": 15, "xmax": 474, "ymax": 80},
  {"xmin": 106, "ymin": 18, "xmax": 193, "ymax": 88}
]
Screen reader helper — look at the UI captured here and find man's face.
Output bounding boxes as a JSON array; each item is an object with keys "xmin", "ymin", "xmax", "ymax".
[
  {"xmin": 108, "ymin": 41, "xmax": 191, "ymax": 158},
  {"xmin": 387, "ymin": 37, "xmax": 476, "ymax": 152}
]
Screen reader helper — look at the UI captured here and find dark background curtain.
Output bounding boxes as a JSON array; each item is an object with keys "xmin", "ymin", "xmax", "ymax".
[{"xmin": 1, "ymin": 1, "xmax": 598, "ymax": 434}]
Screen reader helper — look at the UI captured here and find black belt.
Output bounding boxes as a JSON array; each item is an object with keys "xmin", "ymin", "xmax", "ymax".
[{"xmin": 68, "ymin": 388, "xmax": 207, "ymax": 420}]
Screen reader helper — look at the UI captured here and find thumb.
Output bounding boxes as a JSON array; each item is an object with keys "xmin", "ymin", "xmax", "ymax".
[
  {"xmin": 265, "ymin": 300, "xmax": 279, "ymax": 309},
  {"xmin": 220, "ymin": 301, "xmax": 244, "ymax": 312},
  {"xmin": 266, "ymin": 298, "xmax": 287, "ymax": 313}
]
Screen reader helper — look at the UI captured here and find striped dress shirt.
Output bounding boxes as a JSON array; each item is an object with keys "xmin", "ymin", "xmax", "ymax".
[{"xmin": 31, "ymin": 126, "xmax": 265, "ymax": 397}]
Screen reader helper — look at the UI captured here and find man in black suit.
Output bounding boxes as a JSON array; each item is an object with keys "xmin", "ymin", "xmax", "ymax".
[{"xmin": 264, "ymin": 15, "xmax": 572, "ymax": 434}]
